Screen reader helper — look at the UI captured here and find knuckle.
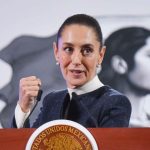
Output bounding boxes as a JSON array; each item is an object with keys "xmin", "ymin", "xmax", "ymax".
[
  {"xmin": 31, "ymin": 76, "xmax": 37, "ymax": 79},
  {"xmin": 26, "ymin": 91, "xmax": 31, "ymax": 97}
]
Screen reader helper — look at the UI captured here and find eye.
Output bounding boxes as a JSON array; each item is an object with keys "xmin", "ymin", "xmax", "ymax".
[
  {"xmin": 81, "ymin": 47, "xmax": 93, "ymax": 56},
  {"xmin": 63, "ymin": 47, "xmax": 73, "ymax": 53}
]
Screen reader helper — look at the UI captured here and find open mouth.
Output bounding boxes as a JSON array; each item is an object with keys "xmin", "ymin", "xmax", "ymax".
[{"xmin": 70, "ymin": 69, "xmax": 85, "ymax": 76}]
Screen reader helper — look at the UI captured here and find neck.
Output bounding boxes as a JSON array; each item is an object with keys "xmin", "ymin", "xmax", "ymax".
[
  {"xmin": 114, "ymin": 75, "xmax": 150, "ymax": 97},
  {"xmin": 125, "ymin": 77, "xmax": 150, "ymax": 96}
]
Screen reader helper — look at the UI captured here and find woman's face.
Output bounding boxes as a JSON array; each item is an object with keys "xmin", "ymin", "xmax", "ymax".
[
  {"xmin": 54, "ymin": 24, "xmax": 105, "ymax": 88},
  {"xmin": 128, "ymin": 37, "xmax": 150, "ymax": 90}
]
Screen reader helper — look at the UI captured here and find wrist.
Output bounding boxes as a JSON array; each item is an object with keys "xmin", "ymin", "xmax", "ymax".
[{"xmin": 18, "ymin": 101, "xmax": 30, "ymax": 113}]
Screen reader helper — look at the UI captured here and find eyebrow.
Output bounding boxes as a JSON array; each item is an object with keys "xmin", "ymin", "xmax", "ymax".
[
  {"xmin": 63, "ymin": 42, "xmax": 74, "ymax": 46},
  {"xmin": 82, "ymin": 44, "xmax": 94, "ymax": 48},
  {"xmin": 63, "ymin": 42, "xmax": 94, "ymax": 48}
]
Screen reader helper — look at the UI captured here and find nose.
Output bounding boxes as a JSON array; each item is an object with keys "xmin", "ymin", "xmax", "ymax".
[{"xmin": 71, "ymin": 50, "xmax": 82, "ymax": 65}]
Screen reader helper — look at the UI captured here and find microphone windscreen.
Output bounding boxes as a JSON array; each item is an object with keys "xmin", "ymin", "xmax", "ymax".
[{"xmin": 37, "ymin": 89, "xmax": 43, "ymax": 101}]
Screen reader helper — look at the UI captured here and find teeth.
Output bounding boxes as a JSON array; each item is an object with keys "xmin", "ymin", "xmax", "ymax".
[{"xmin": 72, "ymin": 70, "xmax": 82, "ymax": 73}]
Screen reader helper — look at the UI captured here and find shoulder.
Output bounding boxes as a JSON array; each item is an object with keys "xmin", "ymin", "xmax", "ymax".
[
  {"xmin": 98, "ymin": 85, "xmax": 128, "ymax": 98},
  {"xmin": 91, "ymin": 85, "xmax": 131, "ymax": 107},
  {"xmin": 100, "ymin": 86, "xmax": 131, "ymax": 109}
]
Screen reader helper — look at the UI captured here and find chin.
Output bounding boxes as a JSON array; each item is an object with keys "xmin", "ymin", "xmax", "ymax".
[{"xmin": 69, "ymin": 80, "xmax": 86, "ymax": 88}]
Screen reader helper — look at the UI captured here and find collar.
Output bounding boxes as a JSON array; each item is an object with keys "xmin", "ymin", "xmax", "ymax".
[{"xmin": 67, "ymin": 75, "xmax": 104, "ymax": 99}]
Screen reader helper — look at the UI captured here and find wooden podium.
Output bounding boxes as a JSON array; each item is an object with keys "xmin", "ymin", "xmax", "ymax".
[{"xmin": 0, "ymin": 128, "xmax": 150, "ymax": 150}]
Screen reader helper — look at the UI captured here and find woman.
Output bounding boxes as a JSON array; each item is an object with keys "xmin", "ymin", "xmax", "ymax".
[
  {"xmin": 12, "ymin": 14, "xmax": 131, "ymax": 128},
  {"xmin": 100, "ymin": 27, "xmax": 150, "ymax": 127}
]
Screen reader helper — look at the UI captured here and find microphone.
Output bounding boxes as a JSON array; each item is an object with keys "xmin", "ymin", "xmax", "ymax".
[
  {"xmin": 23, "ymin": 89, "xmax": 43, "ymax": 128},
  {"xmin": 36, "ymin": 89, "xmax": 43, "ymax": 101}
]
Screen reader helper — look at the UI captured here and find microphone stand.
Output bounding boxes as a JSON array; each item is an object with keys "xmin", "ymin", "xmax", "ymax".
[{"xmin": 23, "ymin": 90, "xmax": 43, "ymax": 128}]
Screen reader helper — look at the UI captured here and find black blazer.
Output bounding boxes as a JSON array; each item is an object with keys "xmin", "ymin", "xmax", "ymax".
[
  {"xmin": 12, "ymin": 86, "xmax": 131, "ymax": 128},
  {"xmin": 24, "ymin": 86, "xmax": 131, "ymax": 128}
]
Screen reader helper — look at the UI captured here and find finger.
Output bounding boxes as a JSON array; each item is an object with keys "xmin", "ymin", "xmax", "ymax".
[
  {"xmin": 20, "ymin": 80, "xmax": 41, "ymax": 87},
  {"xmin": 24, "ymin": 90, "xmax": 39, "ymax": 99},
  {"xmin": 20, "ymin": 85, "xmax": 40, "ymax": 96},
  {"xmin": 37, "ymin": 78, "xmax": 42, "ymax": 86},
  {"xmin": 25, "ymin": 85, "xmax": 40, "ymax": 91},
  {"xmin": 23, "ymin": 76, "xmax": 37, "ymax": 81}
]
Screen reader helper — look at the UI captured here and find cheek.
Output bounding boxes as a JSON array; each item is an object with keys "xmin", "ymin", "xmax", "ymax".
[
  {"xmin": 133, "ymin": 55, "xmax": 150, "ymax": 74},
  {"xmin": 59, "ymin": 54, "xmax": 70, "ymax": 73},
  {"xmin": 85, "ymin": 59, "xmax": 97, "ymax": 73},
  {"xmin": 128, "ymin": 59, "xmax": 149, "ymax": 86},
  {"xmin": 59, "ymin": 51, "xmax": 69, "ymax": 65}
]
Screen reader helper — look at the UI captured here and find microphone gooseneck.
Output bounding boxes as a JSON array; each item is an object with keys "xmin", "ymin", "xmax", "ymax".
[{"xmin": 23, "ymin": 89, "xmax": 43, "ymax": 128}]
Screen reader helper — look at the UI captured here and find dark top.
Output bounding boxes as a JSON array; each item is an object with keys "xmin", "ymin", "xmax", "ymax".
[{"xmin": 13, "ymin": 85, "xmax": 131, "ymax": 128}]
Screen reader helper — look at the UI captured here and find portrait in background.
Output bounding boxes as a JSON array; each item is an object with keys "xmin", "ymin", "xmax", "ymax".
[
  {"xmin": 0, "ymin": 34, "xmax": 66, "ymax": 128},
  {"xmin": 0, "ymin": 15, "xmax": 150, "ymax": 128},
  {"xmin": 100, "ymin": 26, "xmax": 150, "ymax": 127}
]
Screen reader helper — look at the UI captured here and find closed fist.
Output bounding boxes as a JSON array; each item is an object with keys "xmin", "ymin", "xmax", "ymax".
[{"xmin": 18, "ymin": 76, "xmax": 41, "ymax": 112}]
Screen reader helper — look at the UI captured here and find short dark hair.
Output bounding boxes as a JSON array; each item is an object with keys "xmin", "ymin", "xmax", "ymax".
[
  {"xmin": 100, "ymin": 26, "xmax": 150, "ymax": 85},
  {"xmin": 56, "ymin": 14, "xmax": 103, "ymax": 48},
  {"xmin": 103, "ymin": 27, "xmax": 150, "ymax": 71}
]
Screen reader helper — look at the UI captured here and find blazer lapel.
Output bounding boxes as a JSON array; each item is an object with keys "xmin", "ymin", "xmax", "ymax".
[{"xmin": 67, "ymin": 92, "xmax": 98, "ymax": 127}]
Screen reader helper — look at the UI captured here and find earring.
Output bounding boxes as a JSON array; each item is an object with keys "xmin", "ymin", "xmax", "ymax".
[
  {"xmin": 96, "ymin": 64, "xmax": 101, "ymax": 68},
  {"xmin": 56, "ymin": 61, "xmax": 60, "ymax": 65},
  {"xmin": 96, "ymin": 64, "xmax": 102, "ymax": 73}
]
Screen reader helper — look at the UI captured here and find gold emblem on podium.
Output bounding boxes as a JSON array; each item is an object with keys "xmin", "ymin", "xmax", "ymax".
[{"xmin": 26, "ymin": 120, "xmax": 98, "ymax": 150}]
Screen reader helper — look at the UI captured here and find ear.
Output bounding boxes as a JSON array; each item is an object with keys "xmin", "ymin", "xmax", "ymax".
[
  {"xmin": 111, "ymin": 55, "xmax": 128, "ymax": 74},
  {"xmin": 98, "ymin": 46, "xmax": 106, "ymax": 64},
  {"xmin": 53, "ymin": 42, "xmax": 59, "ymax": 62}
]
